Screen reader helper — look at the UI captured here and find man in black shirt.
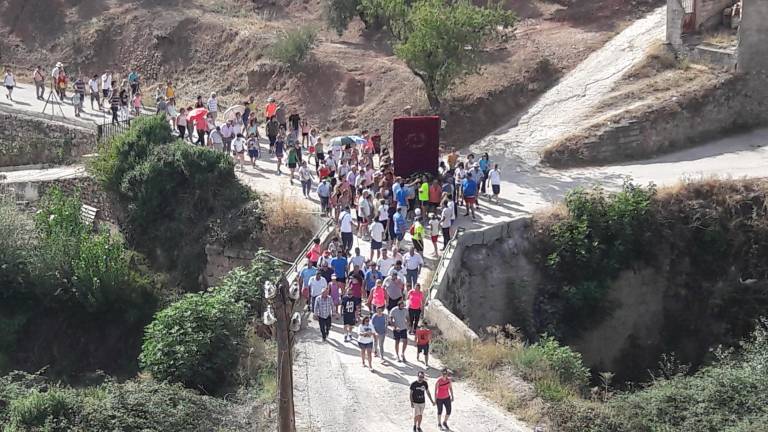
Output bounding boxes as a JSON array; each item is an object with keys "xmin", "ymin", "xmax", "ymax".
[
  {"xmin": 288, "ymin": 111, "xmax": 301, "ymax": 142},
  {"xmin": 341, "ymin": 288, "xmax": 357, "ymax": 343},
  {"xmin": 409, "ymin": 371, "xmax": 434, "ymax": 432}
]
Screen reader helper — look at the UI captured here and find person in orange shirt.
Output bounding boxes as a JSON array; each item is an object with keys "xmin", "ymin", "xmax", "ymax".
[
  {"xmin": 265, "ymin": 98, "xmax": 277, "ymax": 119},
  {"xmin": 415, "ymin": 323, "xmax": 432, "ymax": 367}
]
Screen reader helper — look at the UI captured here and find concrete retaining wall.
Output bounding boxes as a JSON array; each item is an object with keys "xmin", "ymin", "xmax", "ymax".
[
  {"xmin": 542, "ymin": 72, "xmax": 768, "ymax": 167},
  {"xmin": 0, "ymin": 108, "xmax": 97, "ymax": 168},
  {"xmin": 738, "ymin": 0, "xmax": 768, "ymax": 72},
  {"xmin": 696, "ymin": 0, "xmax": 733, "ymax": 30}
]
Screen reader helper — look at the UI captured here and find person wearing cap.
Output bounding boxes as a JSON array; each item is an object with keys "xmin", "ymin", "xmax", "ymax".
[
  {"xmin": 435, "ymin": 368, "xmax": 455, "ymax": 430},
  {"xmin": 411, "ymin": 215, "xmax": 426, "ymax": 253},
  {"xmin": 410, "ymin": 371, "xmax": 435, "ymax": 432},
  {"xmin": 207, "ymin": 92, "xmax": 218, "ymax": 121}
]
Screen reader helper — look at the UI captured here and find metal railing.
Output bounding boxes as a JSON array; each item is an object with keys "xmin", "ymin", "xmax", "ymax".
[
  {"xmin": 281, "ymin": 217, "xmax": 335, "ymax": 286},
  {"xmin": 428, "ymin": 226, "xmax": 466, "ymax": 301}
]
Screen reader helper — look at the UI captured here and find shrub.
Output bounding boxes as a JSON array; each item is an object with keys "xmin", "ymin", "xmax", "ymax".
[
  {"xmin": 7, "ymin": 388, "xmax": 79, "ymax": 430},
  {"xmin": 324, "ymin": 0, "xmax": 360, "ymax": 35},
  {"xmin": 267, "ymin": 27, "xmax": 317, "ymax": 68},
  {"xmin": 139, "ymin": 291, "xmax": 247, "ymax": 393},
  {"xmin": 213, "ymin": 250, "xmax": 283, "ymax": 317},
  {"xmin": 89, "ymin": 115, "xmax": 174, "ymax": 192},
  {"xmin": 529, "ymin": 335, "xmax": 589, "ymax": 389}
]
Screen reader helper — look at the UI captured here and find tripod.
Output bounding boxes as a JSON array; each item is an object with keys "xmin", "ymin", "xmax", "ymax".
[{"xmin": 41, "ymin": 78, "xmax": 66, "ymax": 118}]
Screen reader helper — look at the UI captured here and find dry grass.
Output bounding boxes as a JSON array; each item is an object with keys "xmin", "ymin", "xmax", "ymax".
[
  {"xmin": 704, "ymin": 30, "xmax": 738, "ymax": 48},
  {"xmin": 260, "ymin": 192, "xmax": 315, "ymax": 240},
  {"xmin": 623, "ymin": 42, "xmax": 682, "ymax": 81}
]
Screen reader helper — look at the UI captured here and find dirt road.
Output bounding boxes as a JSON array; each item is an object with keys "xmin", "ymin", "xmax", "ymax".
[{"xmin": 473, "ymin": 6, "xmax": 666, "ymax": 165}]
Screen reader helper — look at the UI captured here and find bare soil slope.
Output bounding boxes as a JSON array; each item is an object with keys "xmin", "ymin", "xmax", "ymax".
[{"xmin": 0, "ymin": 0, "xmax": 662, "ymax": 146}]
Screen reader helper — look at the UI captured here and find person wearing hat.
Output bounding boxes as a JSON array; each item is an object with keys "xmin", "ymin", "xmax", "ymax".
[{"xmin": 207, "ymin": 92, "xmax": 219, "ymax": 122}]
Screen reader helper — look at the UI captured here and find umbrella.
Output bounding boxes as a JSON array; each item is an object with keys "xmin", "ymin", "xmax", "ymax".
[
  {"xmin": 330, "ymin": 135, "xmax": 365, "ymax": 147},
  {"xmin": 222, "ymin": 105, "xmax": 245, "ymax": 123},
  {"xmin": 187, "ymin": 108, "xmax": 208, "ymax": 122}
]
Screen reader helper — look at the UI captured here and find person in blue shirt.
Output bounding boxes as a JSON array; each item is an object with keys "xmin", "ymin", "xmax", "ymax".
[
  {"xmin": 330, "ymin": 250, "xmax": 348, "ymax": 283},
  {"xmin": 462, "ymin": 172, "xmax": 478, "ymax": 220},
  {"xmin": 479, "ymin": 153, "xmax": 491, "ymax": 195},
  {"xmin": 364, "ymin": 262, "xmax": 383, "ymax": 297},
  {"xmin": 395, "ymin": 181, "xmax": 409, "ymax": 215},
  {"xmin": 393, "ymin": 207, "xmax": 408, "ymax": 248},
  {"xmin": 299, "ymin": 262, "xmax": 318, "ymax": 294}
]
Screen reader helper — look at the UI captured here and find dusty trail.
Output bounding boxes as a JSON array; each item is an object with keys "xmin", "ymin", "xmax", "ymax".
[{"xmin": 473, "ymin": 6, "xmax": 666, "ymax": 165}]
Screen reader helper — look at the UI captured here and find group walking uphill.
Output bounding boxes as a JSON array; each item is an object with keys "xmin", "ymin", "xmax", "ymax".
[
  {"xmin": 5, "ymin": 62, "xmax": 146, "ymax": 122},
  {"xmin": 295, "ymin": 147, "xmax": 503, "ymax": 432}
]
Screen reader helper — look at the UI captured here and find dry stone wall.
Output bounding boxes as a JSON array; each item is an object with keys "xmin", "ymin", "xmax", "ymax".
[{"xmin": 0, "ymin": 109, "xmax": 96, "ymax": 168}]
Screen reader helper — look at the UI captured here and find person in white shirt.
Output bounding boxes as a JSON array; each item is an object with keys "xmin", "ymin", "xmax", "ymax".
[
  {"xmin": 298, "ymin": 161, "xmax": 313, "ymax": 198},
  {"xmin": 377, "ymin": 248, "xmax": 395, "ymax": 277},
  {"xmin": 377, "ymin": 199, "xmax": 390, "ymax": 243},
  {"xmin": 207, "ymin": 92, "xmax": 218, "ymax": 121},
  {"xmin": 339, "ymin": 206, "xmax": 354, "ymax": 253},
  {"xmin": 428, "ymin": 212, "xmax": 441, "ymax": 257},
  {"xmin": 403, "ymin": 246, "xmax": 424, "ymax": 287},
  {"xmin": 369, "ymin": 219, "xmax": 385, "ymax": 261},
  {"xmin": 87, "ymin": 74, "xmax": 100, "ymax": 110},
  {"xmin": 232, "ymin": 133, "xmax": 247, "ymax": 170},
  {"xmin": 349, "ymin": 247, "xmax": 367, "ymax": 270},
  {"xmin": 357, "ymin": 190, "xmax": 371, "ymax": 238},
  {"xmin": 440, "ymin": 201, "xmax": 453, "ymax": 251},
  {"xmin": 357, "ymin": 316, "xmax": 375, "ymax": 370},
  {"xmin": 488, "ymin": 164, "xmax": 502, "ymax": 202},
  {"xmin": 220, "ymin": 120, "xmax": 234, "ymax": 153},
  {"xmin": 101, "ymin": 71, "xmax": 112, "ymax": 101},
  {"xmin": 3, "ymin": 69, "xmax": 16, "ymax": 101},
  {"xmin": 308, "ymin": 272, "xmax": 328, "ymax": 313}
]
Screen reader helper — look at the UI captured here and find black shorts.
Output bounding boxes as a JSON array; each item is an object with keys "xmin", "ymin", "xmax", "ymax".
[
  {"xmin": 437, "ymin": 398, "xmax": 452, "ymax": 416},
  {"xmin": 288, "ymin": 162, "xmax": 297, "ymax": 169},
  {"xmin": 5, "ymin": 85, "xmax": 13, "ymax": 91},
  {"xmin": 343, "ymin": 313, "xmax": 356, "ymax": 326},
  {"xmin": 358, "ymin": 342, "xmax": 373, "ymax": 350},
  {"xmin": 394, "ymin": 329, "xmax": 408, "ymax": 340},
  {"xmin": 417, "ymin": 344, "xmax": 429, "ymax": 355},
  {"xmin": 317, "ymin": 152, "xmax": 325, "ymax": 161},
  {"xmin": 492, "ymin": 184, "xmax": 500, "ymax": 195},
  {"xmin": 387, "ymin": 297, "xmax": 401, "ymax": 311}
]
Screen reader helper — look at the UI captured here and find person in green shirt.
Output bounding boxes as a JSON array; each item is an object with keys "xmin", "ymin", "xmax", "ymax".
[
  {"xmin": 418, "ymin": 177, "xmax": 430, "ymax": 213},
  {"xmin": 287, "ymin": 144, "xmax": 300, "ymax": 184}
]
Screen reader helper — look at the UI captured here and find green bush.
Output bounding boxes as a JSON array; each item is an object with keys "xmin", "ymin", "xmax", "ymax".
[
  {"xmin": 89, "ymin": 115, "xmax": 174, "ymax": 192},
  {"xmin": 7, "ymin": 388, "xmax": 79, "ymax": 431},
  {"xmin": 530, "ymin": 335, "xmax": 590, "ymax": 389},
  {"xmin": 267, "ymin": 27, "xmax": 317, "ymax": 68},
  {"xmin": 139, "ymin": 291, "xmax": 247, "ymax": 393},
  {"xmin": 324, "ymin": 0, "xmax": 361, "ymax": 35},
  {"xmin": 540, "ymin": 182, "xmax": 656, "ymax": 331},
  {"xmin": 213, "ymin": 250, "xmax": 283, "ymax": 317},
  {"xmin": 0, "ymin": 372, "xmax": 251, "ymax": 431},
  {"xmin": 550, "ymin": 324, "xmax": 768, "ymax": 432}
]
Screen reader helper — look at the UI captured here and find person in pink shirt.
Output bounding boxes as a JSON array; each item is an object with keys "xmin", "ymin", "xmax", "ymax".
[
  {"xmin": 329, "ymin": 275, "xmax": 342, "ymax": 316},
  {"xmin": 307, "ymin": 238, "xmax": 322, "ymax": 266},
  {"xmin": 369, "ymin": 279, "xmax": 387, "ymax": 312},
  {"xmin": 406, "ymin": 283, "xmax": 425, "ymax": 334}
]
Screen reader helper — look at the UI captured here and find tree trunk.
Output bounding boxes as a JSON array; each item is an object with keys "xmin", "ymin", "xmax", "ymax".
[
  {"xmin": 425, "ymin": 88, "xmax": 441, "ymax": 113},
  {"xmin": 275, "ymin": 278, "xmax": 296, "ymax": 432}
]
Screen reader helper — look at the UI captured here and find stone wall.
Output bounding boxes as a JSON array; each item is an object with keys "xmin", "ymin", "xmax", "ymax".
[
  {"xmin": 666, "ymin": 0, "xmax": 685, "ymax": 49},
  {"xmin": 696, "ymin": 0, "xmax": 734, "ymax": 30},
  {"xmin": 738, "ymin": 0, "xmax": 768, "ymax": 72},
  {"xmin": 542, "ymin": 72, "xmax": 768, "ymax": 167},
  {"xmin": 0, "ymin": 108, "xmax": 96, "ymax": 168}
]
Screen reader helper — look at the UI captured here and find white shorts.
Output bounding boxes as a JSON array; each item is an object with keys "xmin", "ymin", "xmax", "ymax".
[{"xmin": 413, "ymin": 403, "xmax": 425, "ymax": 416}]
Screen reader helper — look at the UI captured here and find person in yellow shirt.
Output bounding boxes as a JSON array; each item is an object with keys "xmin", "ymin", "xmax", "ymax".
[
  {"xmin": 165, "ymin": 80, "xmax": 175, "ymax": 100},
  {"xmin": 411, "ymin": 215, "xmax": 426, "ymax": 253},
  {"xmin": 418, "ymin": 178, "xmax": 430, "ymax": 213}
]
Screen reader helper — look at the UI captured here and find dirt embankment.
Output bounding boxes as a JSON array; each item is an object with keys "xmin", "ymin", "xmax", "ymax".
[
  {"xmin": 442, "ymin": 179, "xmax": 768, "ymax": 383},
  {"xmin": 0, "ymin": 0, "xmax": 662, "ymax": 147}
]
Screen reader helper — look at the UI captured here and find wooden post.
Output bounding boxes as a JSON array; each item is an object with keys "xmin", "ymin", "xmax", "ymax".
[{"xmin": 274, "ymin": 278, "xmax": 296, "ymax": 432}]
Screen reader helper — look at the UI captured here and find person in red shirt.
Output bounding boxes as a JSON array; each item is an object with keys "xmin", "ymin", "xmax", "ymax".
[
  {"xmin": 415, "ymin": 324, "xmax": 432, "ymax": 367},
  {"xmin": 434, "ymin": 368, "xmax": 455, "ymax": 430}
]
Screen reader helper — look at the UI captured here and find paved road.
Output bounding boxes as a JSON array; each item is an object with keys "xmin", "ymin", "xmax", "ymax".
[{"xmin": 0, "ymin": 82, "xmax": 112, "ymax": 127}]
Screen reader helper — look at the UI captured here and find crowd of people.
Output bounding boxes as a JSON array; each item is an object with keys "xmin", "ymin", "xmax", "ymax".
[
  {"xmin": 5, "ymin": 61, "xmax": 504, "ymax": 432},
  {"xmin": 3, "ymin": 63, "xmax": 146, "ymax": 122}
]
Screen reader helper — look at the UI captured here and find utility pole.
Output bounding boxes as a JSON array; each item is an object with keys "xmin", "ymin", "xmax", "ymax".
[{"xmin": 264, "ymin": 277, "xmax": 301, "ymax": 432}]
